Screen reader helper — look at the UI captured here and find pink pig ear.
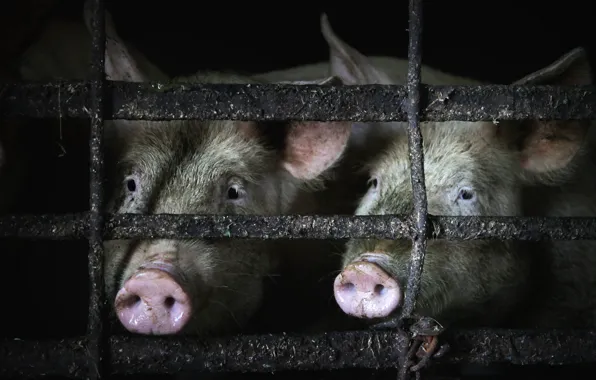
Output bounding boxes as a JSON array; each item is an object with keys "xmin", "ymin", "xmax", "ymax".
[
  {"xmin": 83, "ymin": 0, "xmax": 148, "ymax": 82},
  {"xmin": 282, "ymin": 120, "xmax": 352, "ymax": 180},
  {"xmin": 509, "ymin": 48, "xmax": 593, "ymax": 177},
  {"xmin": 275, "ymin": 76, "xmax": 352, "ymax": 180}
]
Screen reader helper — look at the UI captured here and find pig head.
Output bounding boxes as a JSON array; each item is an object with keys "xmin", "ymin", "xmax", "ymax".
[
  {"xmin": 81, "ymin": 3, "xmax": 352, "ymax": 336},
  {"xmin": 330, "ymin": 41, "xmax": 596, "ymax": 329}
]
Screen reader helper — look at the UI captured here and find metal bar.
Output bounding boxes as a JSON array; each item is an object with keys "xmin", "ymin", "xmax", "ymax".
[
  {"xmin": 402, "ymin": 0, "xmax": 427, "ymax": 319},
  {"xmin": 87, "ymin": 0, "xmax": 106, "ymax": 379},
  {"xmin": 1, "ymin": 213, "xmax": 596, "ymax": 241},
  {"xmin": 399, "ymin": 2, "xmax": 426, "ymax": 378},
  {"xmin": 1, "ymin": 81, "xmax": 596, "ymax": 121},
  {"xmin": 2, "ymin": 329, "xmax": 596, "ymax": 378}
]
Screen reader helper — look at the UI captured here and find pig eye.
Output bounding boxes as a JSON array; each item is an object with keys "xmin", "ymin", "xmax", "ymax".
[
  {"xmin": 227, "ymin": 184, "xmax": 243, "ymax": 200},
  {"xmin": 367, "ymin": 177, "xmax": 378, "ymax": 190},
  {"xmin": 126, "ymin": 179, "xmax": 136, "ymax": 192},
  {"xmin": 457, "ymin": 187, "xmax": 475, "ymax": 201},
  {"xmin": 123, "ymin": 174, "xmax": 139, "ymax": 193}
]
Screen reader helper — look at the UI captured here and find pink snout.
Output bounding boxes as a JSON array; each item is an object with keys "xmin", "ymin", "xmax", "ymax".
[
  {"xmin": 115, "ymin": 269, "xmax": 191, "ymax": 335},
  {"xmin": 334, "ymin": 261, "xmax": 401, "ymax": 319}
]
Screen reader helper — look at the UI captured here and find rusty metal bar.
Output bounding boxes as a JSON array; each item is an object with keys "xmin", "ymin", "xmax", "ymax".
[
  {"xmin": 1, "ymin": 81, "xmax": 595, "ymax": 121},
  {"xmin": 402, "ymin": 0, "xmax": 427, "ymax": 320},
  {"xmin": 2, "ymin": 329, "xmax": 596, "ymax": 378},
  {"xmin": 86, "ymin": 0, "xmax": 107, "ymax": 379},
  {"xmin": 1, "ymin": 213, "xmax": 596, "ymax": 241},
  {"xmin": 398, "ymin": 2, "xmax": 427, "ymax": 379}
]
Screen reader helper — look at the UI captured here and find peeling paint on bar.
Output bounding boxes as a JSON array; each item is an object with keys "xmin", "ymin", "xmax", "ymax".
[{"xmin": 1, "ymin": 81, "xmax": 595, "ymax": 121}]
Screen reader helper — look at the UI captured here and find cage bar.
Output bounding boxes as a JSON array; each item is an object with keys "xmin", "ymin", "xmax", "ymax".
[
  {"xmin": 401, "ymin": 0, "xmax": 427, "ymax": 321},
  {"xmin": 397, "ymin": 1, "xmax": 428, "ymax": 378},
  {"xmin": 2, "ymin": 329, "xmax": 596, "ymax": 378},
  {"xmin": 86, "ymin": 0, "xmax": 107, "ymax": 379},
  {"xmin": 1, "ymin": 213, "xmax": 596, "ymax": 241},
  {"xmin": 1, "ymin": 81, "xmax": 595, "ymax": 121}
]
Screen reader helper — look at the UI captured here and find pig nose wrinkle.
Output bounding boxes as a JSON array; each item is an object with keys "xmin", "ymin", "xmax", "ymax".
[
  {"xmin": 115, "ymin": 269, "xmax": 192, "ymax": 335},
  {"xmin": 333, "ymin": 261, "xmax": 401, "ymax": 319}
]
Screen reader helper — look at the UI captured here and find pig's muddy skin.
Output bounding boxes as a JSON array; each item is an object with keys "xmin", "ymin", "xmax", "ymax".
[
  {"xmin": 74, "ymin": 3, "xmax": 353, "ymax": 336},
  {"xmin": 317, "ymin": 15, "xmax": 596, "ymax": 330}
]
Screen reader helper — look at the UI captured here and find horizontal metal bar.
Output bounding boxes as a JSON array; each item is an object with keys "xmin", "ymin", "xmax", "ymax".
[
  {"xmin": 1, "ymin": 213, "xmax": 596, "ymax": 241},
  {"xmin": 1, "ymin": 81, "xmax": 595, "ymax": 121},
  {"xmin": 2, "ymin": 329, "xmax": 596, "ymax": 378}
]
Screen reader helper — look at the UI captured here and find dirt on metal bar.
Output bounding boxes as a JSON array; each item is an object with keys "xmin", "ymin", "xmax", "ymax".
[
  {"xmin": 0, "ymin": 214, "xmax": 595, "ymax": 241},
  {"xmin": 1, "ymin": 81, "xmax": 596, "ymax": 121},
  {"xmin": 401, "ymin": 0, "xmax": 427, "ymax": 320},
  {"xmin": 2, "ymin": 329, "xmax": 596, "ymax": 378},
  {"xmin": 86, "ymin": 0, "xmax": 107, "ymax": 379}
]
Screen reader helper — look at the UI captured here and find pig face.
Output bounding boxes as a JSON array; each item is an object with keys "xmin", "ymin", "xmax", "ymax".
[
  {"xmin": 322, "ymin": 17, "xmax": 593, "ymax": 325},
  {"xmin": 83, "ymin": 4, "xmax": 351, "ymax": 336}
]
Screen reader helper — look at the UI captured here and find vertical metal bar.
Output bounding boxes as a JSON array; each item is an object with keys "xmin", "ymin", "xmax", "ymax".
[
  {"xmin": 398, "ymin": 2, "xmax": 427, "ymax": 379},
  {"xmin": 402, "ymin": 0, "xmax": 427, "ymax": 318},
  {"xmin": 87, "ymin": 0, "xmax": 106, "ymax": 379}
]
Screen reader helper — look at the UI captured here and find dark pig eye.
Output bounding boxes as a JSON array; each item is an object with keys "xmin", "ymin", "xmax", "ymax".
[
  {"xmin": 227, "ymin": 185, "xmax": 239, "ymax": 200},
  {"xmin": 127, "ymin": 179, "xmax": 136, "ymax": 192},
  {"xmin": 458, "ymin": 187, "xmax": 475, "ymax": 201},
  {"xmin": 367, "ymin": 177, "xmax": 378, "ymax": 189}
]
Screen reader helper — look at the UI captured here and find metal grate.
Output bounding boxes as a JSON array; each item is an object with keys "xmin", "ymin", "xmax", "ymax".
[{"xmin": 1, "ymin": 0, "xmax": 596, "ymax": 379}]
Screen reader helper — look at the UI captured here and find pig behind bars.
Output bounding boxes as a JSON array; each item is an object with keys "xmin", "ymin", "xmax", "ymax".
[
  {"xmin": 313, "ymin": 17, "xmax": 596, "ymax": 329},
  {"xmin": 69, "ymin": 4, "xmax": 352, "ymax": 336}
]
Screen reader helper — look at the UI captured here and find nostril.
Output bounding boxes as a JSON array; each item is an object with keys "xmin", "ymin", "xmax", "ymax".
[
  {"xmin": 341, "ymin": 282, "xmax": 355, "ymax": 292},
  {"xmin": 164, "ymin": 296, "xmax": 176, "ymax": 308},
  {"xmin": 120, "ymin": 294, "xmax": 141, "ymax": 309},
  {"xmin": 374, "ymin": 284, "xmax": 386, "ymax": 296}
]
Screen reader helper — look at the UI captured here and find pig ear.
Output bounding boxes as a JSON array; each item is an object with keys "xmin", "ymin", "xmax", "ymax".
[
  {"xmin": 278, "ymin": 77, "xmax": 352, "ymax": 181},
  {"xmin": 83, "ymin": 0, "xmax": 147, "ymax": 82},
  {"xmin": 512, "ymin": 47, "xmax": 592, "ymax": 86},
  {"xmin": 275, "ymin": 76, "xmax": 343, "ymax": 85},
  {"xmin": 508, "ymin": 47, "xmax": 593, "ymax": 176},
  {"xmin": 282, "ymin": 120, "xmax": 352, "ymax": 180},
  {"xmin": 279, "ymin": 78, "xmax": 351, "ymax": 180},
  {"xmin": 272, "ymin": 76, "xmax": 351, "ymax": 180},
  {"xmin": 320, "ymin": 13, "xmax": 392, "ymax": 85}
]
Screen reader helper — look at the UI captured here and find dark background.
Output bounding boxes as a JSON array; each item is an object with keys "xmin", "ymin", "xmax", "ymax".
[{"xmin": 47, "ymin": 1, "xmax": 596, "ymax": 83}]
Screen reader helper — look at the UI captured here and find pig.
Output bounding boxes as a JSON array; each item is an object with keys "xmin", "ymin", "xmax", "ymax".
[
  {"xmin": 319, "ymin": 26, "xmax": 596, "ymax": 328},
  {"xmin": 73, "ymin": 4, "xmax": 353, "ymax": 336},
  {"xmin": 254, "ymin": 14, "xmax": 488, "ymax": 223}
]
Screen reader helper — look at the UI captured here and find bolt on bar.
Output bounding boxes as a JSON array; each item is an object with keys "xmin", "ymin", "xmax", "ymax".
[{"xmin": 86, "ymin": 0, "xmax": 107, "ymax": 379}]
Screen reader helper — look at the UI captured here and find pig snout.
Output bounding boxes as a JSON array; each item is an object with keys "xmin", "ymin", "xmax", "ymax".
[
  {"xmin": 333, "ymin": 260, "xmax": 401, "ymax": 319},
  {"xmin": 115, "ymin": 267, "xmax": 191, "ymax": 335}
]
